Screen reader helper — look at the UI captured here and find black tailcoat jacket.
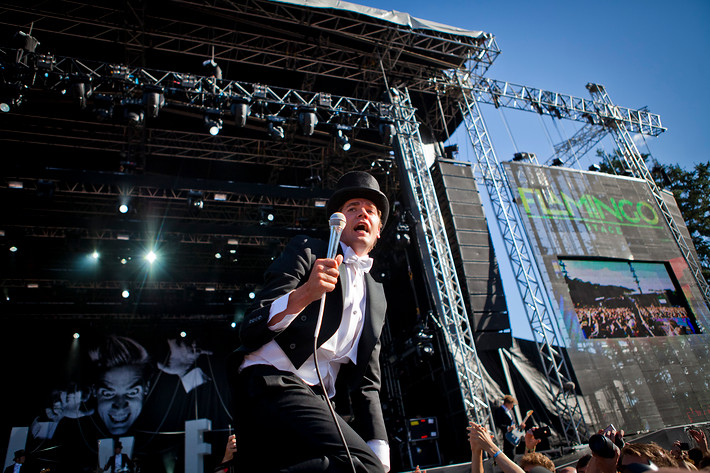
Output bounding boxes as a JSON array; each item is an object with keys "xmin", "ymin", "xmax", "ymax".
[{"xmin": 232, "ymin": 235, "xmax": 388, "ymax": 441}]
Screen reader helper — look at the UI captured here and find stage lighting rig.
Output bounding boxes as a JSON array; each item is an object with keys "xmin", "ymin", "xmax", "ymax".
[
  {"xmin": 187, "ymin": 190, "xmax": 204, "ymax": 212},
  {"xmin": 70, "ymin": 74, "xmax": 91, "ymax": 110},
  {"xmin": 122, "ymin": 98, "xmax": 144, "ymax": 126}
]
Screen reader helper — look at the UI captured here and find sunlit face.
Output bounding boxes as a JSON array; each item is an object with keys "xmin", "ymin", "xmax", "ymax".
[
  {"xmin": 95, "ymin": 365, "xmax": 147, "ymax": 435},
  {"xmin": 339, "ymin": 198, "xmax": 381, "ymax": 256}
]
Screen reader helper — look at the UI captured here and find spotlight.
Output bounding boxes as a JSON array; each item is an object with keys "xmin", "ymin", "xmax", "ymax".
[
  {"xmin": 205, "ymin": 115, "xmax": 222, "ymax": 136},
  {"xmin": 231, "ymin": 97, "xmax": 251, "ymax": 127},
  {"xmin": 335, "ymin": 128, "xmax": 351, "ymax": 151},
  {"xmin": 187, "ymin": 190, "xmax": 204, "ymax": 212},
  {"xmin": 91, "ymin": 251, "xmax": 99, "ymax": 260},
  {"xmin": 202, "ymin": 59, "xmax": 222, "ymax": 79},
  {"xmin": 122, "ymin": 99, "xmax": 144, "ymax": 126},
  {"xmin": 121, "ymin": 289, "xmax": 130, "ymax": 299},
  {"xmin": 9, "ymin": 246, "xmax": 18, "ymax": 253},
  {"xmin": 231, "ymin": 322, "xmax": 236, "ymax": 328},
  {"xmin": 118, "ymin": 204, "xmax": 129, "ymax": 214},
  {"xmin": 144, "ymin": 251, "xmax": 157, "ymax": 264},
  {"xmin": 180, "ymin": 331, "xmax": 187, "ymax": 338},
  {"xmin": 73, "ymin": 332, "xmax": 80, "ymax": 339},
  {"xmin": 298, "ymin": 107, "xmax": 318, "ymax": 136},
  {"xmin": 0, "ymin": 83, "xmax": 24, "ymax": 112},
  {"xmin": 260, "ymin": 207, "xmax": 275, "ymax": 225},
  {"xmin": 215, "ymin": 252, "xmax": 222, "ymax": 259},
  {"xmin": 378, "ymin": 119, "xmax": 396, "ymax": 146},
  {"xmin": 248, "ymin": 291, "xmax": 256, "ymax": 300},
  {"xmin": 71, "ymin": 75, "xmax": 91, "ymax": 110},
  {"xmin": 513, "ymin": 152, "xmax": 535, "ymax": 162},
  {"xmin": 267, "ymin": 118, "xmax": 285, "ymax": 140},
  {"xmin": 143, "ymin": 86, "xmax": 165, "ymax": 119}
]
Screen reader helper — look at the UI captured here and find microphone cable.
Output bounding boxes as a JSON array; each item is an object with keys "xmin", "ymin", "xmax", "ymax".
[{"xmin": 312, "ymin": 212, "xmax": 357, "ymax": 473}]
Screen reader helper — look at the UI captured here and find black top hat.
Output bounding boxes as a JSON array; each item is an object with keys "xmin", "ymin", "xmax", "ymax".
[
  {"xmin": 14, "ymin": 450, "xmax": 26, "ymax": 461},
  {"xmin": 326, "ymin": 171, "xmax": 389, "ymax": 226}
]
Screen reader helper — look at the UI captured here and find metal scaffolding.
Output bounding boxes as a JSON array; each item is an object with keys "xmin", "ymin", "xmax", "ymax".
[{"xmin": 389, "ymin": 87, "xmax": 494, "ymax": 430}]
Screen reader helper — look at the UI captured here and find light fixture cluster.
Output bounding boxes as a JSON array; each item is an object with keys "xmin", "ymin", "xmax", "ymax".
[{"xmin": 0, "ymin": 44, "xmax": 403, "ymax": 146}]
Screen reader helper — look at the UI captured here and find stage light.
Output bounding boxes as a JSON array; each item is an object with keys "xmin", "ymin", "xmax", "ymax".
[
  {"xmin": 260, "ymin": 207, "xmax": 275, "ymax": 225},
  {"xmin": 122, "ymin": 289, "xmax": 130, "ymax": 298},
  {"xmin": 145, "ymin": 251, "xmax": 157, "ymax": 264},
  {"xmin": 202, "ymin": 59, "xmax": 222, "ymax": 79},
  {"xmin": 0, "ymin": 83, "xmax": 23, "ymax": 112},
  {"xmin": 91, "ymin": 251, "xmax": 99, "ymax": 260},
  {"xmin": 8, "ymin": 181, "xmax": 23, "ymax": 189},
  {"xmin": 513, "ymin": 152, "xmax": 535, "ymax": 162},
  {"xmin": 122, "ymin": 98, "xmax": 144, "ymax": 126},
  {"xmin": 231, "ymin": 97, "xmax": 251, "ymax": 127},
  {"xmin": 215, "ymin": 252, "xmax": 222, "ymax": 259},
  {"xmin": 248, "ymin": 291, "xmax": 256, "ymax": 300},
  {"xmin": 180, "ymin": 331, "xmax": 187, "ymax": 338},
  {"xmin": 9, "ymin": 246, "xmax": 18, "ymax": 253},
  {"xmin": 143, "ymin": 86, "xmax": 165, "ymax": 119},
  {"xmin": 120, "ymin": 257, "xmax": 128, "ymax": 264},
  {"xmin": 73, "ymin": 332, "xmax": 80, "ymax": 339},
  {"xmin": 336, "ymin": 129, "xmax": 351, "ymax": 151},
  {"xmin": 187, "ymin": 190, "xmax": 204, "ymax": 212},
  {"xmin": 213, "ymin": 193, "xmax": 227, "ymax": 201},
  {"xmin": 71, "ymin": 75, "xmax": 91, "ymax": 110},
  {"xmin": 231, "ymin": 322, "xmax": 236, "ymax": 328},
  {"xmin": 378, "ymin": 119, "xmax": 396, "ymax": 146},
  {"xmin": 551, "ymin": 158, "xmax": 564, "ymax": 166},
  {"xmin": 298, "ymin": 107, "xmax": 318, "ymax": 136},
  {"xmin": 588, "ymin": 164, "xmax": 602, "ymax": 172},
  {"xmin": 267, "ymin": 119, "xmax": 285, "ymax": 140},
  {"xmin": 205, "ymin": 115, "xmax": 222, "ymax": 136},
  {"xmin": 118, "ymin": 203, "xmax": 129, "ymax": 214}
]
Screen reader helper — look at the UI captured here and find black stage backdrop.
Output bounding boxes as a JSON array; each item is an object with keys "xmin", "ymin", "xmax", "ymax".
[{"xmin": 2, "ymin": 318, "xmax": 234, "ymax": 473}]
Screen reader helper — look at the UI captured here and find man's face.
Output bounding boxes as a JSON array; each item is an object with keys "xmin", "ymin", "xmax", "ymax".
[
  {"xmin": 339, "ymin": 198, "xmax": 381, "ymax": 256},
  {"xmin": 96, "ymin": 365, "xmax": 146, "ymax": 435}
]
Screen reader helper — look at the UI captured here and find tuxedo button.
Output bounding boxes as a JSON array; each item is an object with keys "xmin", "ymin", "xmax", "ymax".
[
  {"xmin": 289, "ymin": 343, "xmax": 296, "ymax": 350},
  {"xmin": 300, "ymin": 315, "xmax": 307, "ymax": 322}
]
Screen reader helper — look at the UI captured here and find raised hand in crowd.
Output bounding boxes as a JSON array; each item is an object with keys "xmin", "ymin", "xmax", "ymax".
[
  {"xmin": 525, "ymin": 429, "xmax": 542, "ymax": 453},
  {"xmin": 687, "ymin": 428, "xmax": 708, "ymax": 454},
  {"xmin": 585, "ymin": 425, "xmax": 624, "ymax": 473},
  {"xmin": 468, "ymin": 422, "xmax": 525, "ymax": 473}
]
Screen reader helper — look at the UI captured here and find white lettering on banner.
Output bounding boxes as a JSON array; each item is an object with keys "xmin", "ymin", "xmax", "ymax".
[{"xmin": 185, "ymin": 419, "xmax": 212, "ymax": 473}]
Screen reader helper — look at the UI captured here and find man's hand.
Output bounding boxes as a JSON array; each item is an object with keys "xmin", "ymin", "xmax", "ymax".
[
  {"xmin": 300, "ymin": 256, "xmax": 343, "ymax": 303},
  {"xmin": 269, "ymin": 255, "xmax": 344, "ymax": 327}
]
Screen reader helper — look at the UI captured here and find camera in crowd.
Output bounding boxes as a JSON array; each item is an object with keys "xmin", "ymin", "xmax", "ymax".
[{"xmin": 532, "ymin": 426, "xmax": 551, "ymax": 439}]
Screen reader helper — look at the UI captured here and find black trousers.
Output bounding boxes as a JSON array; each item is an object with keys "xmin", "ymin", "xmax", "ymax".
[{"xmin": 231, "ymin": 364, "xmax": 385, "ymax": 473}]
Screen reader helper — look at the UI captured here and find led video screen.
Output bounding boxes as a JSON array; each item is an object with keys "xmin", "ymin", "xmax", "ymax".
[
  {"xmin": 560, "ymin": 258, "xmax": 700, "ymax": 339},
  {"xmin": 502, "ymin": 162, "xmax": 710, "ymax": 432}
]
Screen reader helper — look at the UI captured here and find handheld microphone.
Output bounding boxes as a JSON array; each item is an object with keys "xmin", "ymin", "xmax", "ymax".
[{"xmin": 327, "ymin": 212, "xmax": 346, "ymax": 259}]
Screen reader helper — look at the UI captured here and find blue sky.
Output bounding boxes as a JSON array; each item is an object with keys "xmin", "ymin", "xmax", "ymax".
[
  {"xmin": 356, "ymin": 0, "xmax": 710, "ymax": 171},
  {"xmin": 354, "ymin": 0, "xmax": 710, "ymax": 340}
]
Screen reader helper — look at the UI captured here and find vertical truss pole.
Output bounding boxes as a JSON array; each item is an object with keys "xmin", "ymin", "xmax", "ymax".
[
  {"xmin": 454, "ymin": 71, "xmax": 588, "ymax": 445},
  {"xmin": 586, "ymin": 83, "xmax": 710, "ymax": 308},
  {"xmin": 389, "ymin": 87, "xmax": 494, "ymax": 430}
]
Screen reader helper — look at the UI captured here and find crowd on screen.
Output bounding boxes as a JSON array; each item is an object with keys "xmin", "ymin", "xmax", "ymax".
[{"xmin": 575, "ymin": 304, "xmax": 695, "ymax": 339}]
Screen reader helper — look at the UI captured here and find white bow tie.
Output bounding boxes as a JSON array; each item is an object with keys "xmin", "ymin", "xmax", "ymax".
[{"xmin": 342, "ymin": 248, "xmax": 373, "ymax": 273}]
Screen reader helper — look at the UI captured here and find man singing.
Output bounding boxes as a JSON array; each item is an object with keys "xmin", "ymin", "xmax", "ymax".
[{"xmin": 230, "ymin": 171, "xmax": 390, "ymax": 472}]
